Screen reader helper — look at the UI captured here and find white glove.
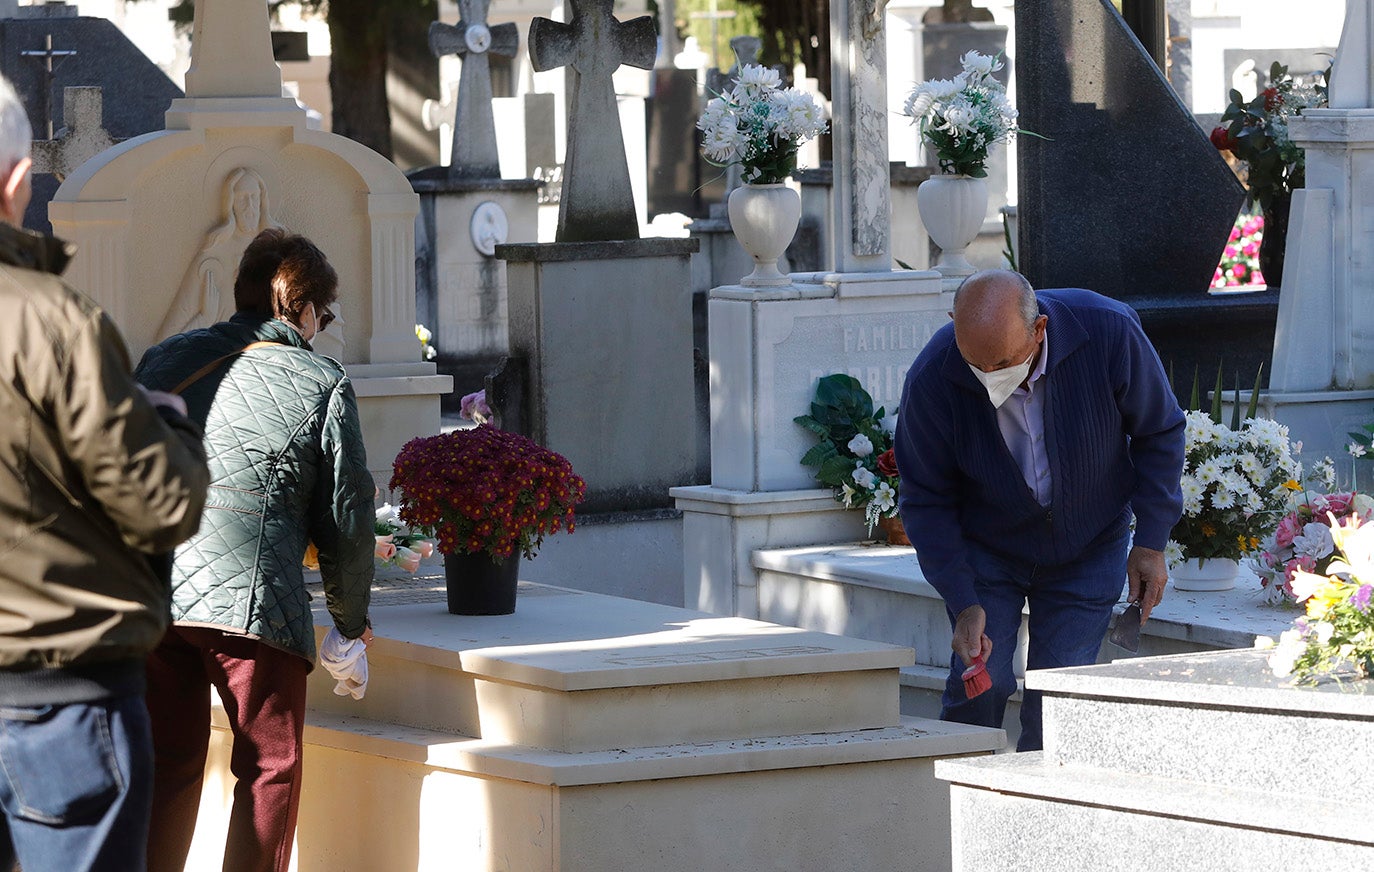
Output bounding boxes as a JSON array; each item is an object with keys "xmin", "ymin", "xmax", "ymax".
[{"xmin": 319, "ymin": 627, "xmax": 369, "ymax": 700}]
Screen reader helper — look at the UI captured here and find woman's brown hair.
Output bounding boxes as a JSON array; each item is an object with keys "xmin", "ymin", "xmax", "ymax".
[{"xmin": 233, "ymin": 228, "xmax": 338, "ymax": 322}]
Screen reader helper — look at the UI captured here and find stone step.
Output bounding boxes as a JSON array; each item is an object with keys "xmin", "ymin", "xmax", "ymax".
[
  {"xmin": 936, "ymin": 752, "xmax": 1374, "ymax": 871},
  {"xmin": 308, "ymin": 582, "xmax": 916, "ymax": 753},
  {"xmin": 1029, "ymin": 649, "xmax": 1374, "ymax": 800},
  {"xmin": 193, "ymin": 702, "xmax": 1004, "ymax": 872}
]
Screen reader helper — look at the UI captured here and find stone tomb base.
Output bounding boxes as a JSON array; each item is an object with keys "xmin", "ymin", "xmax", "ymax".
[
  {"xmin": 184, "ymin": 579, "xmax": 1002, "ymax": 871},
  {"xmin": 936, "ymin": 650, "xmax": 1374, "ymax": 871}
]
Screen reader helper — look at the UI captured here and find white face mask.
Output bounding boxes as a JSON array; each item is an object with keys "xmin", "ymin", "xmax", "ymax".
[{"xmin": 969, "ymin": 352, "xmax": 1034, "ymax": 409}]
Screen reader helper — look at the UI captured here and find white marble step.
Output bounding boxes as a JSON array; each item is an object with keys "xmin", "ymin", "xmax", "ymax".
[
  {"xmin": 1030, "ymin": 649, "xmax": 1374, "ymax": 799},
  {"xmin": 937, "ymin": 752, "xmax": 1374, "ymax": 871},
  {"xmin": 308, "ymin": 582, "xmax": 917, "ymax": 753}
]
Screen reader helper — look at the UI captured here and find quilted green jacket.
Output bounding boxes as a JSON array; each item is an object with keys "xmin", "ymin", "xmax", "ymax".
[{"xmin": 135, "ymin": 314, "xmax": 373, "ymax": 664}]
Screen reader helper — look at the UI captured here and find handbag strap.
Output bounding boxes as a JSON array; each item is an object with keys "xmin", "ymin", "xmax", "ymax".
[{"xmin": 170, "ymin": 340, "xmax": 281, "ymax": 395}]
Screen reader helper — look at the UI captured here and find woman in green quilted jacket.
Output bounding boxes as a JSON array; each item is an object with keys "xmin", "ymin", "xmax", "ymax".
[{"xmin": 135, "ymin": 229, "xmax": 375, "ymax": 872}]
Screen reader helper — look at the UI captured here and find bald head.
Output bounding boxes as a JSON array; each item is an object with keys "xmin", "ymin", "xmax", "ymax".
[{"xmin": 952, "ymin": 270, "xmax": 1046, "ymax": 373}]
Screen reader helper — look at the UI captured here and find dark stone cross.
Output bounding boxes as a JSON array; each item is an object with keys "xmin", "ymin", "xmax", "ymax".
[
  {"xmin": 429, "ymin": 0, "xmax": 519, "ymax": 179},
  {"xmin": 21, "ymin": 34, "xmax": 77, "ymax": 139},
  {"xmin": 529, "ymin": 0, "xmax": 658, "ymax": 242}
]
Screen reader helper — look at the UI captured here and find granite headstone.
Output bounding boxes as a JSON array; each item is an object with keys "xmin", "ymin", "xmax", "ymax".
[{"xmin": 1015, "ymin": 0, "xmax": 1270, "ymax": 398}]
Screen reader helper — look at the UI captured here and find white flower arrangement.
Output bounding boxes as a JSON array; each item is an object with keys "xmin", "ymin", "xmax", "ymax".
[
  {"xmin": 697, "ymin": 64, "xmax": 828, "ymax": 185},
  {"xmin": 901, "ymin": 50, "xmax": 1020, "ymax": 178},
  {"xmin": 1167, "ymin": 411, "xmax": 1303, "ymax": 565}
]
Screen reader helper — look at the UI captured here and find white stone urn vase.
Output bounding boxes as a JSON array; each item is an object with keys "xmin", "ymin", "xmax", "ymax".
[
  {"xmin": 916, "ymin": 173, "xmax": 988, "ymax": 275},
  {"xmin": 1171, "ymin": 557, "xmax": 1240, "ymax": 592},
  {"xmin": 728, "ymin": 182, "xmax": 801, "ymax": 287}
]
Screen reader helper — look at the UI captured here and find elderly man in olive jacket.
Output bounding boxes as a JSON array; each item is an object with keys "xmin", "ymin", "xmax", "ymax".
[{"xmin": 0, "ymin": 74, "xmax": 209, "ymax": 872}]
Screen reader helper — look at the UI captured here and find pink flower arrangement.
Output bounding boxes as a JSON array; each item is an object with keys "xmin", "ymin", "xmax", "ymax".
[
  {"xmin": 390, "ymin": 424, "xmax": 586, "ymax": 560},
  {"xmin": 1211, "ymin": 212, "xmax": 1265, "ymax": 289},
  {"xmin": 1250, "ymin": 489, "xmax": 1374, "ymax": 604},
  {"xmin": 374, "ymin": 503, "xmax": 438, "ymax": 573}
]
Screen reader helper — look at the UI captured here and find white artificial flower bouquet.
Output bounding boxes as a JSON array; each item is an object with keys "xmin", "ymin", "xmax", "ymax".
[
  {"xmin": 901, "ymin": 50, "xmax": 1020, "ymax": 178},
  {"xmin": 697, "ymin": 64, "xmax": 828, "ymax": 184},
  {"xmin": 1165, "ymin": 411, "xmax": 1303, "ymax": 568}
]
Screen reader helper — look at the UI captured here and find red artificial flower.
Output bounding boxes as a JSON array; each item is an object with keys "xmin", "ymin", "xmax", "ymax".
[
  {"xmin": 1263, "ymin": 87, "xmax": 1282, "ymax": 112},
  {"xmin": 876, "ymin": 448, "xmax": 899, "ymax": 478},
  {"xmin": 1209, "ymin": 125, "xmax": 1237, "ymax": 152}
]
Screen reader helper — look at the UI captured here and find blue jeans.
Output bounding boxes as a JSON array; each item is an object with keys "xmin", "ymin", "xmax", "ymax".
[
  {"xmin": 0, "ymin": 694, "xmax": 153, "ymax": 872},
  {"xmin": 940, "ymin": 528, "xmax": 1129, "ymax": 752}
]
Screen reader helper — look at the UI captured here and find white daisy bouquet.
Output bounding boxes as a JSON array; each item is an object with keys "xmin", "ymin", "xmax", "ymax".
[
  {"xmin": 901, "ymin": 50, "xmax": 1019, "ymax": 178},
  {"xmin": 697, "ymin": 64, "xmax": 828, "ymax": 184},
  {"xmin": 1165, "ymin": 411, "xmax": 1302, "ymax": 567}
]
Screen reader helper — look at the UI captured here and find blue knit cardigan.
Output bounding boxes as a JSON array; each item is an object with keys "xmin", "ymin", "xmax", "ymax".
[{"xmin": 894, "ymin": 288, "xmax": 1185, "ymax": 616}]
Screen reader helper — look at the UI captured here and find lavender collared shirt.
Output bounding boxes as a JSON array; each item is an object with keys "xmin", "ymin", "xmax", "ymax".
[{"xmin": 996, "ymin": 329, "xmax": 1052, "ymax": 506}]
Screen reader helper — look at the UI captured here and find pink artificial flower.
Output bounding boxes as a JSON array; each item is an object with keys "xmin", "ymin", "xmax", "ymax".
[
  {"xmin": 1242, "ymin": 218, "xmax": 1262, "ymax": 235},
  {"xmin": 1231, "ymin": 263, "xmax": 1247, "ymax": 278},
  {"xmin": 374, "ymin": 536, "xmax": 397, "ymax": 561},
  {"xmin": 414, "ymin": 539, "xmax": 436, "ymax": 559},
  {"xmin": 1282, "ymin": 554, "xmax": 1316, "ymax": 582},
  {"xmin": 1252, "ymin": 270, "xmax": 1266, "ymax": 284},
  {"xmin": 1228, "ymin": 227, "xmax": 1241, "ymax": 242},
  {"xmin": 1242, "ymin": 241, "xmax": 1259, "ymax": 256},
  {"xmin": 393, "ymin": 546, "xmax": 421, "ymax": 573},
  {"xmin": 459, "ymin": 390, "xmax": 492, "ymax": 423},
  {"xmin": 1275, "ymin": 513, "xmax": 1304, "ymax": 549},
  {"xmin": 1325, "ymin": 492, "xmax": 1353, "ymax": 516},
  {"xmin": 1224, "ymin": 245, "xmax": 1239, "ymax": 259}
]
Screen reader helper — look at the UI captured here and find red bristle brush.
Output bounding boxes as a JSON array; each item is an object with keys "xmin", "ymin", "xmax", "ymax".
[{"xmin": 962, "ymin": 655, "xmax": 992, "ymax": 699}]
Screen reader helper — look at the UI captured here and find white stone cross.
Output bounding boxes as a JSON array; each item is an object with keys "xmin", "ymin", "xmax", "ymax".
[
  {"xmin": 429, "ymin": 0, "xmax": 519, "ymax": 178},
  {"xmin": 529, "ymin": 0, "xmax": 658, "ymax": 242},
  {"xmin": 31, "ymin": 86, "xmax": 117, "ymax": 181}
]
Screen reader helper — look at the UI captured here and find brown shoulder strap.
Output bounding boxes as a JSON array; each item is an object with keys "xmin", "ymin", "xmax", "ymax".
[{"xmin": 170, "ymin": 340, "xmax": 281, "ymax": 395}]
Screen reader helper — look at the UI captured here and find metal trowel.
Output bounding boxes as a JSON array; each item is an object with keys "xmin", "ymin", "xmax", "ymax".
[{"xmin": 1107, "ymin": 602, "xmax": 1142, "ymax": 652}]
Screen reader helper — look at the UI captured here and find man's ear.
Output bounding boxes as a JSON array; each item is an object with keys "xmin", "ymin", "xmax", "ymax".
[{"xmin": 0, "ymin": 157, "xmax": 30, "ymax": 223}]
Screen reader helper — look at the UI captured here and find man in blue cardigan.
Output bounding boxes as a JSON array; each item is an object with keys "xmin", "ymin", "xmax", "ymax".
[{"xmin": 894, "ymin": 269, "xmax": 1184, "ymax": 751}]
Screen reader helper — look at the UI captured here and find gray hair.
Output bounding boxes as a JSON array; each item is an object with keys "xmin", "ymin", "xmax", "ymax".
[
  {"xmin": 955, "ymin": 269, "xmax": 1039, "ymax": 331},
  {"xmin": 0, "ymin": 75, "xmax": 31, "ymax": 176}
]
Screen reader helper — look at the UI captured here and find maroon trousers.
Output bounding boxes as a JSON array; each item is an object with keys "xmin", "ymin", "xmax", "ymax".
[{"xmin": 144, "ymin": 626, "xmax": 310, "ymax": 872}]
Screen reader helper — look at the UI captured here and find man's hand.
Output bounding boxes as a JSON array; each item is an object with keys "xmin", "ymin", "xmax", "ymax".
[
  {"xmin": 1127, "ymin": 545, "xmax": 1169, "ymax": 622},
  {"xmin": 952, "ymin": 604, "xmax": 993, "ymax": 666}
]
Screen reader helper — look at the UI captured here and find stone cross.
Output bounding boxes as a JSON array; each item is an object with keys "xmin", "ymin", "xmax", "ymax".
[
  {"xmin": 529, "ymin": 0, "xmax": 658, "ymax": 242},
  {"xmin": 429, "ymin": 1, "xmax": 519, "ymax": 178},
  {"xmin": 31, "ymin": 86, "xmax": 117, "ymax": 181},
  {"xmin": 21, "ymin": 34, "xmax": 76, "ymax": 139},
  {"xmin": 828, "ymin": 0, "xmax": 891, "ymax": 272}
]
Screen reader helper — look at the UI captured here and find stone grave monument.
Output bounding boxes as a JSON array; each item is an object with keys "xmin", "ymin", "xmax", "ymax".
[
  {"xmin": 499, "ymin": 0, "xmax": 699, "ymax": 514},
  {"xmin": 49, "ymin": 0, "xmax": 450, "ymax": 487},
  {"xmin": 1249, "ymin": 0, "xmax": 1374, "ymax": 461},
  {"xmin": 0, "ymin": 2, "xmax": 183, "ymax": 233},
  {"xmin": 30, "ymin": 85, "xmax": 115, "ymax": 181},
  {"xmin": 183, "ymin": 579, "xmax": 1003, "ymax": 871},
  {"xmin": 1015, "ymin": 0, "xmax": 1269, "ymax": 400},
  {"xmin": 938, "ymin": 649, "xmax": 1374, "ymax": 869},
  {"xmin": 672, "ymin": 0, "xmax": 950, "ymax": 618},
  {"xmin": 410, "ymin": 1, "xmax": 540, "ymax": 408}
]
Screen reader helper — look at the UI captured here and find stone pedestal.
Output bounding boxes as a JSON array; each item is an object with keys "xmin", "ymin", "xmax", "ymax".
[
  {"xmin": 675, "ymin": 269, "xmax": 948, "ymax": 616},
  {"xmin": 937, "ymin": 650, "xmax": 1374, "ymax": 870},
  {"xmin": 186, "ymin": 577, "xmax": 1004, "ymax": 872},
  {"xmin": 497, "ymin": 238, "xmax": 700, "ymax": 513},
  {"xmin": 410, "ymin": 170, "xmax": 541, "ymax": 402}
]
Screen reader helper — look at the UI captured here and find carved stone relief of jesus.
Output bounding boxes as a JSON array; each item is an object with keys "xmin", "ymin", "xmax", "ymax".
[{"xmin": 158, "ymin": 167, "xmax": 283, "ymax": 339}]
